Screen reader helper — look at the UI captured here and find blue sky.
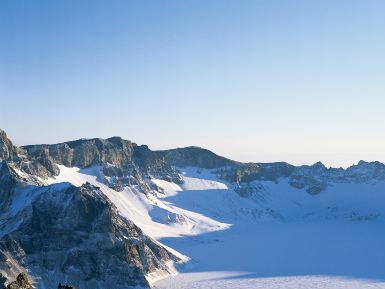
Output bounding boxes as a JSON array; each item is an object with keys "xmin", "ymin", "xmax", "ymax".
[{"xmin": 1, "ymin": 0, "xmax": 385, "ymax": 167}]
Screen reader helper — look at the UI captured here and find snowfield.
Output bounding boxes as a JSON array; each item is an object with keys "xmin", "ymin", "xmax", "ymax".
[
  {"xmin": 155, "ymin": 273, "xmax": 385, "ymax": 289},
  {"xmin": 154, "ymin": 223, "xmax": 385, "ymax": 289},
  {"xmin": 48, "ymin": 165, "xmax": 385, "ymax": 289},
  {"xmin": 47, "ymin": 165, "xmax": 228, "ymax": 240}
]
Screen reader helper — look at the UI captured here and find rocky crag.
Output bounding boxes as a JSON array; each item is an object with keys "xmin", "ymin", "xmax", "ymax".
[
  {"xmin": 1, "ymin": 273, "xmax": 33, "ymax": 289},
  {"xmin": 0, "ymin": 130, "xmax": 180, "ymax": 289}
]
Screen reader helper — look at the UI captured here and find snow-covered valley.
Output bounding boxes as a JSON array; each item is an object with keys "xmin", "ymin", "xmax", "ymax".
[
  {"xmin": 155, "ymin": 223, "xmax": 385, "ymax": 289},
  {"xmin": 47, "ymin": 165, "xmax": 385, "ymax": 289}
]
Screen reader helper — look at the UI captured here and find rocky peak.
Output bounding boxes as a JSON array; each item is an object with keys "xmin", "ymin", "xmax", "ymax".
[
  {"xmin": 294, "ymin": 162, "xmax": 328, "ymax": 176},
  {"xmin": 0, "ymin": 130, "xmax": 25, "ymax": 162},
  {"xmin": 345, "ymin": 160, "xmax": 385, "ymax": 182},
  {"xmin": 0, "ymin": 130, "xmax": 50, "ymax": 180},
  {"xmin": 355, "ymin": 160, "xmax": 385, "ymax": 169},
  {"xmin": 2, "ymin": 273, "xmax": 33, "ymax": 289},
  {"xmin": 312, "ymin": 161, "xmax": 327, "ymax": 169}
]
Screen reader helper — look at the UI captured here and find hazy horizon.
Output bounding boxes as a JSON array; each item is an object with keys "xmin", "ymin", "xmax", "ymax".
[{"xmin": 2, "ymin": 0, "xmax": 385, "ymax": 168}]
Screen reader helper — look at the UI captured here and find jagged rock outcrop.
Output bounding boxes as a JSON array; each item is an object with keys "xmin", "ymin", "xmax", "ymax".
[
  {"xmin": 23, "ymin": 138, "xmax": 183, "ymax": 190},
  {"xmin": 0, "ymin": 130, "xmax": 55, "ymax": 180},
  {"xmin": 24, "ymin": 138, "xmax": 132, "ymax": 169},
  {"xmin": 2, "ymin": 273, "xmax": 33, "ymax": 289},
  {"xmin": 0, "ymin": 162, "xmax": 19, "ymax": 211},
  {"xmin": 0, "ymin": 130, "xmax": 183, "ymax": 289},
  {"xmin": 0, "ymin": 130, "xmax": 26, "ymax": 162},
  {"xmin": 216, "ymin": 160, "xmax": 385, "ymax": 195},
  {"xmin": 58, "ymin": 283, "xmax": 78, "ymax": 289},
  {"xmin": 0, "ymin": 181, "xmax": 179, "ymax": 289},
  {"xmin": 0, "ymin": 274, "xmax": 7, "ymax": 289}
]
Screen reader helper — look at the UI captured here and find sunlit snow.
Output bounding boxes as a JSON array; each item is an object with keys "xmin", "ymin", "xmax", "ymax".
[{"xmin": 47, "ymin": 165, "xmax": 385, "ymax": 289}]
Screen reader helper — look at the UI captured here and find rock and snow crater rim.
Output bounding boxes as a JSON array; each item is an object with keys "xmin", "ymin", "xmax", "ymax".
[{"xmin": 43, "ymin": 164, "xmax": 385, "ymax": 289}]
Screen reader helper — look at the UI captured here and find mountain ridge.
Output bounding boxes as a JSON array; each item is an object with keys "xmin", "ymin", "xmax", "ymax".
[
  {"xmin": 2, "ymin": 129, "xmax": 385, "ymax": 289},
  {"xmin": 3, "ymin": 128, "xmax": 385, "ymax": 197},
  {"xmin": 3, "ymin": 128, "xmax": 381, "ymax": 172}
]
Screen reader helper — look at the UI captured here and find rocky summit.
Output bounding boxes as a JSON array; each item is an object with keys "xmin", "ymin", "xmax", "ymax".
[{"xmin": 1, "ymin": 273, "xmax": 33, "ymax": 289}]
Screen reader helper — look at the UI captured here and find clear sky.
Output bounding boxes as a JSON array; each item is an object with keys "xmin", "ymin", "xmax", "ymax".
[{"xmin": 1, "ymin": 0, "xmax": 385, "ymax": 167}]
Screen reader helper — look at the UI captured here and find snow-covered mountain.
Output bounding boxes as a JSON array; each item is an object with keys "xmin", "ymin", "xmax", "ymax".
[{"xmin": 1, "ymin": 128, "xmax": 385, "ymax": 289}]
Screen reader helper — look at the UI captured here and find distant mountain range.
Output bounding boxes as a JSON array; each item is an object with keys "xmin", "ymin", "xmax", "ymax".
[{"xmin": 1, "ymin": 128, "xmax": 385, "ymax": 289}]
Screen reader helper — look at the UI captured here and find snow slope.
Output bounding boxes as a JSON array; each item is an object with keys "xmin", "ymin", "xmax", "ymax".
[{"xmin": 47, "ymin": 165, "xmax": 228, "ymax": 239}]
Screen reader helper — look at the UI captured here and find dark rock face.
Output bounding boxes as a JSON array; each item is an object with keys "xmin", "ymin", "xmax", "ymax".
[
  {"xmin": 218, "ymin": 160, "xmax": 385, "ymax": 196},
  {"xmin": 162, "ymin": 146, "xmax": 235, "ymax": 169},
  {"xmin": 218, "ymin": 162, "xmax": 295, "ymax": 184},
  {"xmin": 0, "ymin": 162, "xmax": 19, "ymax": 211},
  {"xmin": 58, "ymin": 283, "xmax": 77, "ymax": 289},
  {"xmin": 24, "ymin": 137, "xmax": 137, "ymax": 172},
  {"xmin": 2, "ymin": 273, "xmax": 32, "ymax": 289},
  {"xmin": 23, "ymin": 142, "xmax": 235, "ymax": 185},
  {"xmin": 0, "ymin": 130, "xmax": 55, "ymax": 180},
  {"xmin": 0, "ymin": 274, "xmax": 7, "ymax": 289},
  {"xmin": 0, "ymin": 130, "xmax": 26, "ymax": 162},
  {"xmin": 0, "ymin": 182, "xmax": 179, "ymax": 289},
  {"xmin": 23, "ymin": 138, "xmax": 183, "ymax": 187}
]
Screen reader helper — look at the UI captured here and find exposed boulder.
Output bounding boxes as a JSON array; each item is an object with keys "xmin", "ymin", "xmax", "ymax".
[
  {"xmin": 3, "ymin": 273, "xmax": 32, "ymax": 289},
  {"xmin": 58, "ymin": 282, "xmax": 78, "ymax": 289},
  {"xmin": 0, "ymin": 274, "xmax": 7, "ymax": 289}
]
